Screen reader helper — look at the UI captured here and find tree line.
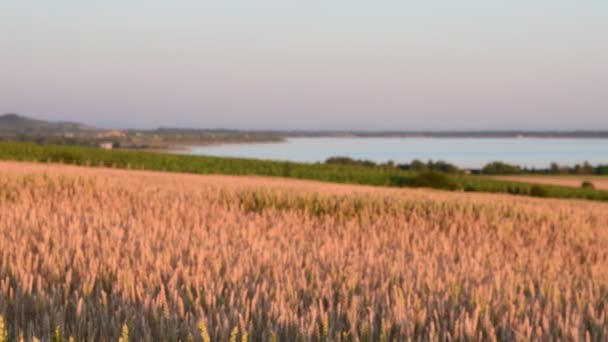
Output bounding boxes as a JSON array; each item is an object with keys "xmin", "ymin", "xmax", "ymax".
[{"xmin": 325, "ymin": 157, "xmax": 608, "ymax": 175}]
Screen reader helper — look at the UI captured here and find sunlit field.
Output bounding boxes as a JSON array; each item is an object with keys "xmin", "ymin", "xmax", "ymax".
[
  {"xmin": 1, "ymin": 162, "xmax": 607, "ymax": 341},
  {"xmin": 493, "ymin": 175, "xmax": 608, "ymax": 191}
]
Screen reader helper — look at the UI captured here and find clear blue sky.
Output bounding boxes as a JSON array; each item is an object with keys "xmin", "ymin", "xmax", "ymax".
[{"xmin": 1, "ymin": 1, "xmax": 607, "ymax": 130}]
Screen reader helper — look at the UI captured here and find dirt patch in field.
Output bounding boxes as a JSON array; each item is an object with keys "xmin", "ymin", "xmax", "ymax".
[{"xmin": 493, "ymin": 175, "xmax": 608, "ymax": 190}]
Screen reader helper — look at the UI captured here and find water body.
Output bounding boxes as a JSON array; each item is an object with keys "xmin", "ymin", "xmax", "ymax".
[{"xmin": 184, "ymin": 138, "xmax": 608, "ymax": 169}]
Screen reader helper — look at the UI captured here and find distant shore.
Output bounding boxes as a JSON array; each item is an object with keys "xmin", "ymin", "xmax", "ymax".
[
  {"xmin": 278, "ymin": 132, "xmax": 608, "ymax": 139},
  {"xmin": 161, "ymin": 133, "xmax": 608, "ymax": 154}
]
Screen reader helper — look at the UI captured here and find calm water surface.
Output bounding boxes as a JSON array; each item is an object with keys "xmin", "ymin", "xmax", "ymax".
[{"xmin": 184, "ymin": 138, "xmax": 608, "ymax": 169}]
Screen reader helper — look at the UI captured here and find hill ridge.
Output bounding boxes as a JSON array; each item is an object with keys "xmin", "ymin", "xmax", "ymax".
[{"xmin": 0, "ymin": 113, "xmax": 97, "ymax": 134}]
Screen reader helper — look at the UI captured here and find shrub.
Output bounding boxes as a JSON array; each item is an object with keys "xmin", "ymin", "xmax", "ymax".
[
  {"xmin": 406, "ymin": 171, "xmax": 459, "ymax": 190},
  {"xmin": 530, "ymin": 185, "xmax": 549, "ymax": 197},
  {"xmin": 388, "ymin": 175, "xmax": 408, "ymax": 187},
  {"xmin": 325, "ymin": 156, "xmax": 376, "ymax": 168},
  {"xmin": 581, "ymin": 180, "xmax": 595, "ymax": 189},
  {"xmin": 507, "ymin": 185, "xmax": 523, "ymax": 195},
  {"xmin": 281, "ymin": 162, "xmax": 291, "ymax": 177},
  {"xmin": 49, "ymin": 151, "xmax": 80, "ymax": 164}
]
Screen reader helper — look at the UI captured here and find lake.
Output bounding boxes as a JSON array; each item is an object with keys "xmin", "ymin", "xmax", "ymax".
[{"xmin": 183, "ymin": 138, "xmax": 608, "ymax": 169}]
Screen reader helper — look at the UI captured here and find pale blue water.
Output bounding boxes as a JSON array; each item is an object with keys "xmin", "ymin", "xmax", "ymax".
[{"xmin": 183, "ymin": 138, "xmax": 608, "ymax": 169}]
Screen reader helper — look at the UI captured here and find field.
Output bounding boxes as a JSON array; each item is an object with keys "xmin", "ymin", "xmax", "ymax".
[
  {"xmin": 2, "ymin": 141, "xmax": 608, "ymax": 202},
  {"xmin": 493, "ymin": 175, "xmax": 608, "ymax": 191},
  {"xmin": 0, "ymin": 162, "xmax": 607, "ymax": 341}
]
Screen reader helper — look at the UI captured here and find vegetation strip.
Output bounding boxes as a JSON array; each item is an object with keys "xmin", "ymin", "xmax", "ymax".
[{"xmin": 1, "ymin": 141, "xmax": 608, "ymax": 201}]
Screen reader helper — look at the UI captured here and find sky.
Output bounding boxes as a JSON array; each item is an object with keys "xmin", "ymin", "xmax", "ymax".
[{"xmin": 1, "ymin": 1, "xmax": 607, "ymax": 130}]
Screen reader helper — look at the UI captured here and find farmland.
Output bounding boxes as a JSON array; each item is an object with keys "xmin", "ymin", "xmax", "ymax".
[
  {"xmin": 493, "ymin": 175, "xmax": 608, "ymax": 191},
  {"xmin": 2, "ymin": 141, "xmax": 608, "ymax": 202},
  {"xmin": 0, "ymin": 162, "xmax": 607, "ymax": 340}
]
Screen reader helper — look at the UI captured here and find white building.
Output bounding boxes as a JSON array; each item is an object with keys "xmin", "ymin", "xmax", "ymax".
[{"xmin": 99, "ymin": 142, "xmax": 113, "ymax": 150}]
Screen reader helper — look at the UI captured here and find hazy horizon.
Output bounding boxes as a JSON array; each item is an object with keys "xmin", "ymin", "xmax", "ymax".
[{"xmin": 2, "ymin": 1, "xmax": 607, "ymax": 130}]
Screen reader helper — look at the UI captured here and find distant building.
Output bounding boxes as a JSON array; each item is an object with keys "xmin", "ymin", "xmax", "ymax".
[
  {"xmin": 99, "ymin": 142, "xmax": 113, "ymax": 150},
  {"xmin": 97, "ymin": 130, "xmax": 125, "ymax": 138}
]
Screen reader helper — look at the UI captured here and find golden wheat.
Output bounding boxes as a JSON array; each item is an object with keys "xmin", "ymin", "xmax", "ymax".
[{"xmin": 0, "ymin": 162, "xmax": 607, "ymax": 341}]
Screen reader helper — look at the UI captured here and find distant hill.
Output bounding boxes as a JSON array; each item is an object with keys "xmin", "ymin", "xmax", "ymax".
[
  {"xmin": 2, "ymin": 113, "xmax": 607, "ymax": 139},
  {"xmin": 0, "ymin": 113, "xmax": 98, "ymax": 135}
]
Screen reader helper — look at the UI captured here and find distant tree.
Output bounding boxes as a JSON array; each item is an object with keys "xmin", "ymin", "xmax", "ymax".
[
  {"xmin": 550, "ymin": 162, "xmax": 560, "ymax": 174},
  {"xmin": 360, "ymin": 160, "xmax": 377, "ymax": 168},
  {"xmin": 481, "ymin": 161, "xmax": 522, "ymax": 175},
  {"xmin": 597, "ymin": 164, "xmax": 608, "ymax": 175},
  {"xmin": 325, "ymin": 156, "xmax": 377, "ymax": 168},
  {"xmin": 384, "ymin": 160, "xmax": 395, "ymax": 168},
  {"xmin": 573, "ymin": 161, "xmax": 594, "ymax": 175},
  {"xmin": 426, "ymin": 160, "xmax": 460, "ymax": 174},
  {"xmin": 549, "ymin": 162, "xmax": 571, "ymax": 174},
  {"xmin": 584, "ymin": 162, "xmax": 595, "ymax": 174},
  {"xmin": 410, "ymin": 159, "xmax": 427, "ymax": 171},
  {"xmin": 325, "ymin": 156, "xmax": 356, "ymax": 165},
  {"xmin": 397, "ymin": 159, "xmax": 460, "ymax": 173}
]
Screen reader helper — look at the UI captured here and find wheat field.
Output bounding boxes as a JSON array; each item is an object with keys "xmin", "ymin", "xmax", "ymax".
[
  {"xmin": 493, "ymin": 175, "xmax": 608, "ymax": 191},
  {"xmin": 0, "ymin": 162, "xmax": 607, "ymax": 341}
]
